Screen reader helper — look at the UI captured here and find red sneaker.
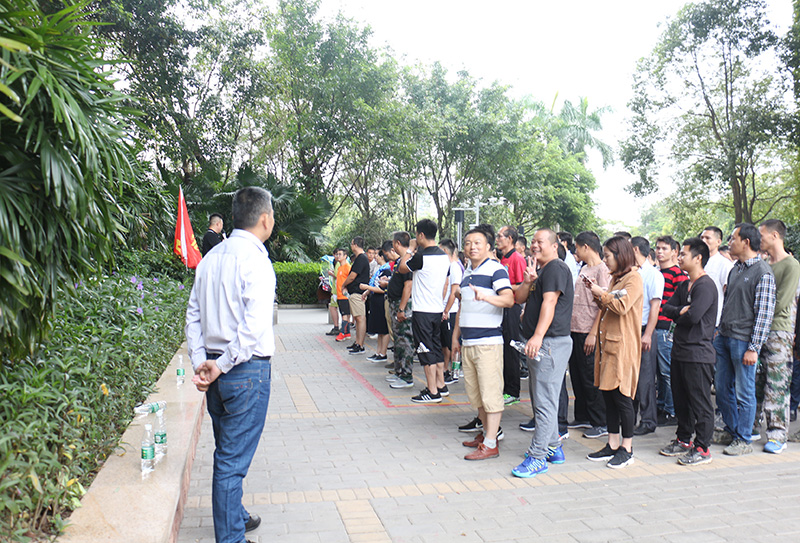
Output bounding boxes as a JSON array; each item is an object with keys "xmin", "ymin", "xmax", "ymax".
[{"xmin": 335, "ymin": 333, "xmax": 346, "ymax": 341}]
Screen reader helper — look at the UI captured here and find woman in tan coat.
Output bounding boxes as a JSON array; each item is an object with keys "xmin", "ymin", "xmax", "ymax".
[{"xmin": 582, "ymin": 236, "xmax": 643, "ymax": 469}]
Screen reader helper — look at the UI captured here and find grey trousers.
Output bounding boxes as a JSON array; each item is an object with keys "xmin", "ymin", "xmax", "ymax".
[{"xmin": 527, "ymin": 335, "xmax": 573, "ymax": 459}]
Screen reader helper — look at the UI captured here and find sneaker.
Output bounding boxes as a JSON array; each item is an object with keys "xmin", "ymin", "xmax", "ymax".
[
  {"xmin": 384, "ymin": 362, "xmax": 394, "ymax": 368},
  {"xmin": 546, "ymin": 444, "xmax": 565, "ymax": 464},
  {"xmin": 723, "ymin": 438, "xmax": 753, "ymax": 456},
  {"xmin": 389, "ymin": 377, "xmax": 413, "ymax": 388},
  {"xmin": 497, "ymin": 427, "xmax": 505, "ymax": 441},
  {"xmin": 511, "ymin": 456, "xmax": 548, "ymax": 478},
  {"xmin": 559, "ymin": 431, "xmax": 570, "ymax": 441},
  {"xmin": 444, "ymin": 371, "xmax": 458, "ymax": 385},
  {"xmin": 633, "ymin": 424, "xmax": 655, "ymax": 436},
  {"xmin": 583, "ymin": 426, "xmax": 608, "ymax": 439},
  {"xmin": 657, "ymin": 413, "xmax": 677, "ymax": 426},
  {"xmin": 520, "ymin": 370, "xmax": 529, "ymax": 380},
  {"xmin": 464, "ymin": 443, "xmax": 499, "ymax": 461},
  {"xmin": 519, "ymin": 418, "xmax": 536, "ymax": 432},
  {"xmin": 712, "ymin": 429, "xmax": 734, "ymax": 445},
  {"xmin": 567, "ymin": 420, "xmax": 592, "ymax": 429},
  {"xmin": 788, "ymin": 430, "xmax": 800, "ymax": 443},
  {"xmin": 678, "ymin": 446, "xmax": 712, "ymax": 466},
  {"xmin": 366, "ymin": 353, "xmax": 388, "ymax": 362},
  {"xmin": 325, "ymin": 326, "xmax": 340, "ymax": 336},
  {"xmin": 659, "ymin": 439, "xmax": 693, "ymax": 457},
  {"xmin": 348, "ymin": 344, "xmax": 365, "ymax": 355},
  {"xmin": 385, "ymin": 374, "xmax": 399, "ymax": 382},
  {"xmin": 347, "ymin": 342, "xmax": 358, "ymax": 350},
  {"xmin": 587, "ymin": 443, "xmax": 617, "ymax": 462},
  {"xmin": 750, "ymin": 430, "xmax": 761, "ymax": 441},
  {"xmin": 791, "ymin": 409, "xmax": 797, "ymax": 423},
  {"xmin": 411, "ymin": 388, "xmax": 442, "ymax": 403},
  {"xmin": 503, "ymin": 394, "xmax": 520, "ymax": 406},
  {"xmin": 459, "ymin": 417, "xmax": 483, "ymax": 433},
  {"xmin": 607, "ymin": 447, "xmax": 634, "ymax": 469},
  {"xmin": 334, "ymin": 333, "xmax": 348, "ymax": 342},
  {"xmin": 763, "ymin": 439, "xmax": 787, "ymax": 454},
  {"xmin": 438, "ymin": 385, "xmax": 450, "ymax": 397}
]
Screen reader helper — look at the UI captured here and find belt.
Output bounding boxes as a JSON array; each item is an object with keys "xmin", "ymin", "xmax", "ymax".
[{"xmin": 206, "ymin": 352, "xmax": 271, "ymax": 362}]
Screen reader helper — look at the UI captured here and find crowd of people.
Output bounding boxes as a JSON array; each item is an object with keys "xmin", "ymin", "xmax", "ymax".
[{"xmin": 323, "ymin": 219, "xmax": 800, "ymax": 477}]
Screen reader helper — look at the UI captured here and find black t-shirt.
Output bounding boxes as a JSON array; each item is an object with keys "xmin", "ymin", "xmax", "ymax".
[
  {"xmin": 661, "ymin": 275, "xmax": 718, "ymax": 364},
  {"xmin": 387, "ymin": 258, "xmax": 412, "ymax": 301},
  {"xmin": 521, "ymin": 258, "xmax": 574, "ymax": 338},
  {"xmin": 347, "ymin": 253, "xmax": 371, "ymax": 295},
  {"xmin": 202, "ymin": 229, "xmax": 223, "ymax": 256}
]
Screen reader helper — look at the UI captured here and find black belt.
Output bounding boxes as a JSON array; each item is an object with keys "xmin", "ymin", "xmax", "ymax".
[{"xmin": 206, "ymin": 352, "xmax": 271, "ymax": 361}]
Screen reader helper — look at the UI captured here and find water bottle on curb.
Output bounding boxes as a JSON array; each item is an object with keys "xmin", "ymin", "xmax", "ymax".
[
  {"xmin": 452, "ymin": 351, "xmax": 462, "ymax": 379},
  {"xmin": 511, "ymin": 340, "xmax": 542, "ymax": 361},
  {"xmin": 141, "ymin": 424, "xmax": 155, "ymax": 476},
  {"xmin": 176, "ymin": 354, "xmax": 185, "ymax": 387},
  {"xmin": 154, "ymin": 409, "xmax": 167, "ymax": 459},
  {"xmin": 134, "ymin": 401, "xmax": 166, "ymax": 416}
]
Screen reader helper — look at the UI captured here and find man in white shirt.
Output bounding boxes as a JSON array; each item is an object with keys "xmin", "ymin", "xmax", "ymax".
[
  {"xmin": 701, "ymin": 226, "xmax": 734, "ymax": 326},
  {"xmin": 186, "ymin": 187, "xmax": 276, "ymax": 543}
]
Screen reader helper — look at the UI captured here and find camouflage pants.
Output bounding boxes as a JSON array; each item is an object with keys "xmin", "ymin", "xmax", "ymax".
[
  {"xmin": 389, "ymin": 299, "xmax": 414, "ymax": 380},
  {"xmin": 755, "ymin": 331, "xmax": 794, "ymax": 442}
]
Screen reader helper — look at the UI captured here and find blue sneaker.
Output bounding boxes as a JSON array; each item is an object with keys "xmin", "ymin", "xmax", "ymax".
[
  {"xmin": 546, "ymin": 445, "xmax": 565, "ymax": 464},
  {"xmin": 511, "ymin": 456, "xmax": 548, "ymax": 478},
  {"xmin": 764, "ymin": 439, "xmax": 786, "ymax": 454}
]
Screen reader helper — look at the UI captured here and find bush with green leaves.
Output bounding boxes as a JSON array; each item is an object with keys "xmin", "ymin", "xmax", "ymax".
[
  {"xmin": 0, "ymin": 271, "xmax": 190, "ymax": 541},
  {"xmin": 273, "ymin": 262, "xmax": 324, "ymax": 304}
]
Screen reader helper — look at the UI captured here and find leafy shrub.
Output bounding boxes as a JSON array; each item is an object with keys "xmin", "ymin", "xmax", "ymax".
[
  {"xmin": 115, "ymin": 249, "xmax": 195, "ymax": 284},
  {"xmin": 273, "ymin": 262, "xmax": 324, "ymax": 304},
  {"xmin": 0, "ymin": 272, "xmax": 190, "ymax": 541}
]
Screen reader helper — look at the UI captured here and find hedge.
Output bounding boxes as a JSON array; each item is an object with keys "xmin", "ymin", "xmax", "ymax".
[
  {"xmin": 273, "ymin": 262, "xmax": 325, "ymax": 304},
  {"xmin": 0, "ymin": 255, "xmax": 191, "ymax": 541}
]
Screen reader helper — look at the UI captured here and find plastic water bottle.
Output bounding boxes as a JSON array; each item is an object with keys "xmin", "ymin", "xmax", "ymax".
[
  {"xmin": 141, "ymin": 424, "xmax": 155, "ymax": 475},
  {"xmin": 176, "ymin": 354, "xmax": 185, "ymax": 387},
  {"xmin": 452, "ymin": 351, "xmax": 463, "ymax": 379},
  {"xmin": 154, "ymin": 409, "xmax": 167, "ymax": 459},
  {"xmin": 511, "ymin": 340, "xmax": 542, "ymax": 361},
  {"xmin": 134, "ymin": 401, "xmax": 166, "ymax": 415}
]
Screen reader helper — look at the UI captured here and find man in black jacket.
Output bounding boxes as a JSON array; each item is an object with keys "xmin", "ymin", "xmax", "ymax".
[
  {"xmin": 658, "ymin": 237, "xmax": 718, "ymax": 466},
  {"xmin": 202, "ymin": 213, "xmax": 225, "ymax": 256}
]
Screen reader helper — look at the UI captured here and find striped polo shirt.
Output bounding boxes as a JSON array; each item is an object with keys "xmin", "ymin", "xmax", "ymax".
[
  {"xmin": 657, "ymin": 264, "xmax": 688, "ymax": 329},
  {"xmin": 459, "ymin": 258, "xmax": 512, "ymax": 345}
]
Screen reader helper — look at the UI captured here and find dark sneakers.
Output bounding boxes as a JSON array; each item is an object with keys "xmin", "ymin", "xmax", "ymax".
[
  {"xmin": 325, "ymin": 326, "xmax": 340, "ymax": 336},
  {"xmin": 519, "ymin": 418, "xmax": 536, "ymax": 432},
  {"xmin": 633, "ymin": 424, "xmax": 655, "ymax": 436},
  {"xmin": 348, "ymin": 344, "xmax": 366, "ymax": 355},
  {"xmin": 459, "ymin": 417, "xmax": 483, "ymax": 432},
  {"xmin": 607, "ymin": 447, "xmax": 634, "ymax": 469},
  {"xmin": 444, "ymin": 371, "xmax": 458, "ymax": 385},
  {"xmin": 587, "ymin": 443, "xmax": 617, "ymax": 462},
  {"xmin": 411, "ymin": 388, "xmax": 442, "ymax": 403},
  {"xmin": 659, "ymin": 439, "xmax": 692, "ymax": 457},
  {"xmin": 583, "ymin": 426, "xmax": 608, "ymax": 439},
  {"xmin": 567, "ymin": 420, "xmax": 592, "ymax": 429},
  {"xmin": 678, "ymin": 446, "xmax": 712, "ymax": 466}
]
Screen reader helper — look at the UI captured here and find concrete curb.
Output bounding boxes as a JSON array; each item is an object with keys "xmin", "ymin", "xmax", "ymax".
[{"xmin": 59, "ymin": 344, "xmax": 205, "ymax": 543}]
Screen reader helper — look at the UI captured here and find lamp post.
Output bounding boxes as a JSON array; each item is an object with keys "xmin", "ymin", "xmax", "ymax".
[{"xmin": 453, "ymin": 197, "xmax": 508, "ymax": 250}]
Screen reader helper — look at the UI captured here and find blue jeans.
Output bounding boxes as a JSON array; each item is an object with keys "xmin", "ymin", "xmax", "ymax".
[
  {"xmin": 655, "ymin": 329, "xmax": 674, "ymax": 416},
  {"xmin": 207, "ymin": 358, "xmax": 271, "ymax": 543},
  {"xmin": 714, "ymin": 335, "xmax": 756, "ymax": 443}
]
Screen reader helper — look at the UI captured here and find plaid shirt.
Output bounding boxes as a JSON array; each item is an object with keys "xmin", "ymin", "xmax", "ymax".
[{"xmin": 736, "ymin": 257, "xmax": 776, "ymax": 352}]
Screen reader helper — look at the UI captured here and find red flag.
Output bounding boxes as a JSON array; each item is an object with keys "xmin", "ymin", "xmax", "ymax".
[{"xmin": 173, "ymin": 186, "xmax": 203, "ymax": 269}]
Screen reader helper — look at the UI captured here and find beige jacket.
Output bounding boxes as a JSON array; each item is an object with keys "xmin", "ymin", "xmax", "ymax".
[{"xmin": 593, "ymin": 269, "xmax": 644, "ymax": 399}]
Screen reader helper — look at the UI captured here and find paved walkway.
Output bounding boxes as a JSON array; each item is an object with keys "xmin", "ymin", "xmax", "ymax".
[{"xmin": 179, "ymin": 310, "xmax": 800, "ymax": 543}]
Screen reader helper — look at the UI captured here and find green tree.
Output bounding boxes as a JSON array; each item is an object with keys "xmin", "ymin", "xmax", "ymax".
[
  {"xmin": 621, "ymin": 0, "xmax": 794, "ymax": 224},
  {"xmin": 555, "ymin": 96, "xmax": 614, "ymax": 168},
  {"xmin": 0, "ymin": 0, "xmax": 144, "ymax": 357}
]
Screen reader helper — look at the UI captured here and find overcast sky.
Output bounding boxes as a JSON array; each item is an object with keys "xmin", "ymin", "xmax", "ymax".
[{"xmin": 315, "ymin": 0, "xmax": 794, "ymax": 227}]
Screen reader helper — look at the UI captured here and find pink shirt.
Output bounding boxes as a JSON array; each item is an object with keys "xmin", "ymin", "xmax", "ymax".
[{"xmin": 571, "ymin": 262, "xmax": 611, "ymax": 333}]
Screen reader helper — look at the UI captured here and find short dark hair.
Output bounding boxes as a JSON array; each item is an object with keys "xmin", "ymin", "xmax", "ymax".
[
  {"xmin": 702, "ymin": 226, "xmax": 724, "ymax": 240},
  {"xmin": 734, "ymin": 223, "xmax": 761, "ymax": 252},
  {"xmin": 500, "ymin": 226, "xmax": 519, "ymax": 244},
  {"xmin": 439, "ymin": 238, "xmax": 457, "ymax": 255},
  {"xmin": 682, "ymin": 237, "xmax": 710, "ymax": 267},
  {"xmin": 381, "ymin": 240, "xmax": 393, "ymax": 254},
  {"xmin": 466, "ymin": 224, "xmax": 495, "ymax": 249},
  {"xmin": 656, "ymin": 235, "xmax": 679, "ymax": 252},
  {"xmin": 209, "ymin": 213, "xmax": 223, "ymax": 226},
  {"xmin": 351, "ymin": 236, "xmax": 365, "ymax": 249},
  {"xmin": 517, "ymin": 235, "xmax": 527, "ymax": 247},
  {"xmin": 760, "ymin": 219, "xmax": 787, "ymax": 239},
  {"xmin": 367, "ymin": 246, "xmax": 377, "ymax": 252},
  {"xmin": 335, "ymin": 247, "xmax": 347, "ymax": 256},
  {"xmin": 392, "ymin": 231, "xmax": 411, "ymax": 248},
  {"xmin": 557, "ymin": 243, "xmax": 566, "ymax": 261},
  {"xmin": 232, "ymin": 187, "xmax": 272, "ymax": 229},
  {"xmin": 614, "ymin": 231, "xmax": 632, "ymax": 240},
  {"xmin": 557, "ymin": 231, "xmax": 575, "ymax": 252},
  {"xmin": 575, "ymin": 231, "xmax": 601, "ymax": 255},
  {"xmin": 604, "ymin": 236, "xmax": 636, "ymax": 279},
  {"xmin": 630, "ymin": 236, "xmax": 650, "ymax": 258},
  {"xmin": 415, "ymin": 219, "xmax": 438, "ymax": 240},
  {"xmin": 720, "ymin": 244, "xmax": 730, "ymax": 252}
]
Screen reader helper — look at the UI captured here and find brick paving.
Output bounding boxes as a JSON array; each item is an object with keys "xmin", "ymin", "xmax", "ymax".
[{"xmin": 179, "ymin": 311, "xmax": 800, "ymax": 542}]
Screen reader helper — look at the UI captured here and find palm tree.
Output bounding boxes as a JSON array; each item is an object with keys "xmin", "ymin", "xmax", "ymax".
[{"xmin": 555, "ymin": 97, "xmax": 614, "ymax": 168}]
